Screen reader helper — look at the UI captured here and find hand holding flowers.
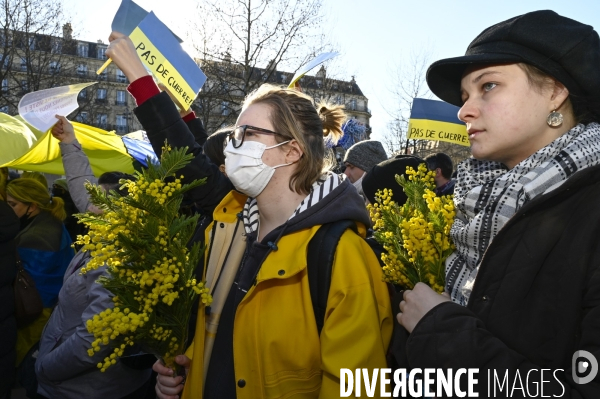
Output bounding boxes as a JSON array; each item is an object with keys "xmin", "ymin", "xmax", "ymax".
[
  {"xmin": 75, "ymin": 145, "xmax": 212, "ymax": 374},
  {"xmin": 367, "ymin": 163, "xmax": 456, "ymax": 292}
]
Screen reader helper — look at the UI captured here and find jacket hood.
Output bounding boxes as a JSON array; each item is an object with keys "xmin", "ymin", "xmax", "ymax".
[{"xmin": 243, "ymin": 173, "xmax": 371, "ymax": 244}]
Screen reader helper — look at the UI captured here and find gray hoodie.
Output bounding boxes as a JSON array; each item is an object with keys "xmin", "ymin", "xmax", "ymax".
[{"xmin": 35, "ymin": 140, "xmax": 151, "ymax": 398}]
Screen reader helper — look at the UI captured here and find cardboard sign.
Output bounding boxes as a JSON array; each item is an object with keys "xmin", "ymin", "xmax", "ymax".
[
  {"xmin": 112, "ymin": 0, "xmax": 182, "ymax": 42},
  {"xmin": 407, "ymin": 98, "xmax": 469, "ymax": 147},
  {"xmin": 129, "ymin": 12, "xmax": 206, "ymax": 111}
]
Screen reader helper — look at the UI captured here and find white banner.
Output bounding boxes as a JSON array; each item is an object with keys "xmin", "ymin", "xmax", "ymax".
[{"xmin": 18, "ymin": 82, "xmax": 97, "ymax": 132}]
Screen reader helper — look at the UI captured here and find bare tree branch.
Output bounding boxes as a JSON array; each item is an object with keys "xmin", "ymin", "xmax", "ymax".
[{"xmin": 189, "ymin": 0, "xmax": 334, "ymax": 133}]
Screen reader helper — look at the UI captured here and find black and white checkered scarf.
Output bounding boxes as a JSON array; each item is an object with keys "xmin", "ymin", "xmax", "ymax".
[{"xmin": 446, "ymin": 123, "xmax": 600, "ymax": 305}]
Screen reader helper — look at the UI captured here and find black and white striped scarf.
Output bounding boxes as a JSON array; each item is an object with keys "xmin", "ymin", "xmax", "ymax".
[
  {"xmin": 242, "ymin": 172, "xmax": 343, "ymax": 234},
  {"xmin": 447, "ymin": 123, "xmax": 600, "ymax": 305}
]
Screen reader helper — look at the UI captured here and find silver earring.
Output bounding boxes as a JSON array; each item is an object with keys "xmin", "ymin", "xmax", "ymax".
[{"xmin": 547, "ymin": 110, "xmax": 563, "ymax": 127}]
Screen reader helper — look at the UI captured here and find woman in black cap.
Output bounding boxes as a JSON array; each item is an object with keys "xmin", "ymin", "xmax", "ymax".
[{"xmin": 396, "ymin": 10, "xmax": 600, "ymax": 396}]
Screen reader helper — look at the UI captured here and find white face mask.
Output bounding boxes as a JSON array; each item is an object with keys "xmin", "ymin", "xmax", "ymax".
[
  {"xmin": 224, "ymin": 139, "xmax": 292, "ymax": 198},
  {"xmin": 352, "ymin": 171, "xmax": 366, "ymax": 194}
]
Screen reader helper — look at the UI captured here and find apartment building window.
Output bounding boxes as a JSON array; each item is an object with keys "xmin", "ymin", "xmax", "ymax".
[
  {"xmin": 2, "ymin": 56, "xmax": 10, "ymax": 69},
  {"xmin": 96, "ymin": 113, "xmax": 107, "ymax": 128},
  {"xmin": 20, "ymin": 57, "xmax": 27, "ymax": 71},
  {"xmin": 96, "ymin": 88, "xmax": 107, "ymax": 101},
  {"xmin": 49, "ymin": 61, "xmax": 60, "ymax": 73},
  {"xmin": 20, "ymin": 80, "xmax": 28, "ymax": 93},
  {"xmin": 221, "ymin": 101, "xmax": 229, "ymax": 116},
  {"xmin": 28, "ymin": 36, "xmax": 35, "ymax": 50},
  {"xmin": 0, "ymin": 105, "xmax": 8, "ymax": 113},
  {"xmin": 98, "ymin": 68, "xmax": 107, "ymax": 80},
  {"xmin": 75, "ymin": 112, "xmax": 88, "ymax": 122},
  {"xmin": 116, "ymin": 69, "xmax": 127, "ymax": 83},
  {"xmin": 350, "ymin": 99, "xmax": 357, "ymax": 111},
  {"xmin": 78, "ymin": 89, "xmax": 87, "ymax": 99},
  {"xmin": 116, "ymin": 90, "xmax": 126, "ymax": 105},
  {"xmin": 77, "ymin": 43, "xmax": 88, "ymax": 57},
  {"xmin": 51, "ymin": 39, "xmax": 61, "ymax": 54},
  {"xmin": 77, "ymin": 64, "xmax": 87, "ymax": 76},
  {"xmin": 2, "ymin": 79, "xmax": 8, "ymax": 93},
  {"xmin": 97, "ymin": 47, "xmax": 107, "ymax": 60},
  {"xmin": 116, "ymin": 114, "xmax": 127, "ymax": 133}
]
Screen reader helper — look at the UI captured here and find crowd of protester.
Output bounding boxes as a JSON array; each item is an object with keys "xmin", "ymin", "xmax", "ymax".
[{"xmin": 1, "ymin": 9, "xmax": 599, "ymax": 399}]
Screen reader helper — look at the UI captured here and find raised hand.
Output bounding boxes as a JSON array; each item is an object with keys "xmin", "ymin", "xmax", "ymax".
[
  {"xmin": 51, "ymin": 115, "xmax": 76, "ymax": 144},
  {"xmin": 107, "ymin": 31, "xmax": 151, "ymax": 83}
]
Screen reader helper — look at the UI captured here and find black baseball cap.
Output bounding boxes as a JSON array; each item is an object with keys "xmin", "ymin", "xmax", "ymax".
[{"xmin": 426, "ymin": 10, "xmax": 600, "ymax": 106}]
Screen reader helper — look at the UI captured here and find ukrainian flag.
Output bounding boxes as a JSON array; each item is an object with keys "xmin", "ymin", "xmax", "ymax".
[
  {"xmin": 408, "ymin": 98, "xmax": 469, "ymax": 147},
  {"xmin": 0, "ymin": 114, "xmax": 137, "ymax": 175}
]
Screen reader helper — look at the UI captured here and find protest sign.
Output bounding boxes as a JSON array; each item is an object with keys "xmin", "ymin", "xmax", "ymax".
[
  {"xmin": 129, "ymin": 12, "xmax": 207, "ymax": 111},
  {"xmin": 111, "ymin": 0, "xmax": 182, "ymax": 42},
  {"xmin": 288, "ymin": 52, "xmax": 339, "ymax": 88},
  {"xmin": 98, "ymin": 0, "xmax": 183, "ymax": 74},
  {"xmin": 407, "ymin": 98, "xmax": 469, "ymax": 147},
  {"xmin": 18, "ymin": 82, "xmax": 96, "ymax": 133}
]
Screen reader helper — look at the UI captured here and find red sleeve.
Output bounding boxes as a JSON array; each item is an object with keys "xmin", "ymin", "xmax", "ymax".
[
  {"xmin": 182, "ymin": 112, "xmax": 196, "ymax": 123},
  {"xmin": 127, "ymin": 75, "xmax": 160, "ymax": 106}
]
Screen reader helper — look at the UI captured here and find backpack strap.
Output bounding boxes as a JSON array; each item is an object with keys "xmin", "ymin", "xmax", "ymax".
[{"xmin": 307, "ymin": 219, "xmax": 358, "ymax": 335}]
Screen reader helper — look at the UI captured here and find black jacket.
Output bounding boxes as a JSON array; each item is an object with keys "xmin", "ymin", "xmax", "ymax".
[
  {"xmin": 134, "ymin": 92, "xmax": 232, "ymax": 219},
  {"xmin": 0, "ymin": 201, "xmax": 19, "ymax": 395},
  {"xmin": 398, "ymin": 163, "xmax": 600, "ymax": 398}
]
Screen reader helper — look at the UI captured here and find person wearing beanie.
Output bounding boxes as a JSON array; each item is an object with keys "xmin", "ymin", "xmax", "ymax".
[
  {"xmin": 343, "ymin": 140, "xmax": 387, "ymax": 201},
  {"xmin": 362, "ymin": 155, "xmax": 425, "ymax": 206},
  {"xmin": 393, "ymin": 10, "xmax": 600, "ymax": 397}
]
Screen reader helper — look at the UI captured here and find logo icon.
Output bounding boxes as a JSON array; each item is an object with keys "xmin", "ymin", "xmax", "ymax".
[{"xmin": 572, "ymin": 350, "xmax": 598, "ymax": 384}]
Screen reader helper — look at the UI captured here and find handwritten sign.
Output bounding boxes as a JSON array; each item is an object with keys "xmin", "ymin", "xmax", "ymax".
[
  {"xmin": 129, "ymin": 12, "xmax": 206, "ymax": 111},
  {"xmin": 18, "ymin": 82, "xmax": 96, "ymax": 133},
  {"xmin": 288, "ymin": 52, "xmax": 339, "ymax": 88},
  {"xmin": 407, "ymin": 98, "xmax": 469, "ymax": 147}
]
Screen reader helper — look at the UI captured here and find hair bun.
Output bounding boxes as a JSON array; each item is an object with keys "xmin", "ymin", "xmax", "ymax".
[{"xmin": 318, "ymin": 102, "xmax": 345, "ymax": 143}]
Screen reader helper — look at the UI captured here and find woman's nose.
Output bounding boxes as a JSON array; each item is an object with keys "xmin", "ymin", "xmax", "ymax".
[{"xmin": 457, "ymin": 97, "xmax": 479, "ymax": 123}]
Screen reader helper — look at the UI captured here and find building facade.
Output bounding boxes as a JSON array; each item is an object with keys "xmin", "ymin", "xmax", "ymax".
[{"xmin": 1, "ymin": 24, "xmax": 371, "ymax": 139}]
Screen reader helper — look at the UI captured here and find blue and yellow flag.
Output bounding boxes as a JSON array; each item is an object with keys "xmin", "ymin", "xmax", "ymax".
[
  {"xmin": 407, "ymin": 98, "xmax": 469, "ymax": 147},
  {"xmin": 129, "ymin": 12, "xmax": 206, "ymax": 111},
  {"xmin": 0, "ymin": 114, "xmax": 136, "ymax": 176}
]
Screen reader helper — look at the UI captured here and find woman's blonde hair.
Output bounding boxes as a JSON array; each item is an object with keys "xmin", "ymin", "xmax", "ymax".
[
  {"xmin": 243, "ymin": 84, "xmax": 346, "ymax": 194},
  {"xmin": 7, "ymin": 178, "xmax": 66, "ymax": 221},
  {"xmin": 21, "ymin": 171, "xmax": 48, "ymax": 189}
]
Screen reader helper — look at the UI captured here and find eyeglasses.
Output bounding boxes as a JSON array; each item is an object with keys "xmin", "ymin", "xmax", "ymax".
[{"xmin": 228, "ymin": 125, "xmax": 283, "ymax": 148}]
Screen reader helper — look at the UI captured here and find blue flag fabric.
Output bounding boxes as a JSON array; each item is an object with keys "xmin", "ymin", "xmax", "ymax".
[
  {"xmin": 122, "ymin": 135, "xmax": 158, "ymax": 167},
  {"xmin": 409, "ymin": 98, "xmax": 463, "ymax": 123},
  {"xmin": 111, "ymin": 0, "xmax": 182, "ymax": 42}
]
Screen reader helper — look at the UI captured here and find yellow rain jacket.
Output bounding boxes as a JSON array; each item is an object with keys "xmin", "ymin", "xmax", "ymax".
[{"xmin": 182, "ymin": 181, "xmax": 393, "ymax": 399}]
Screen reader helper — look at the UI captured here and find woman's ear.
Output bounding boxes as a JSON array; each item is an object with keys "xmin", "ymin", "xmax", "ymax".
[
  {"xmin": 285, "ymin": 140, "xmax": 303, "ymax": 164},
  {"xmin": 219, "ymin": 164, "xmax": 227, "ymax": 176},
  {"xmin": 27, "ymin": 202, "xmax": 39, "ymax": 216},
  {"xmin": 551, "ymin": 80, "xmax": 570, "ymax": 111}
]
